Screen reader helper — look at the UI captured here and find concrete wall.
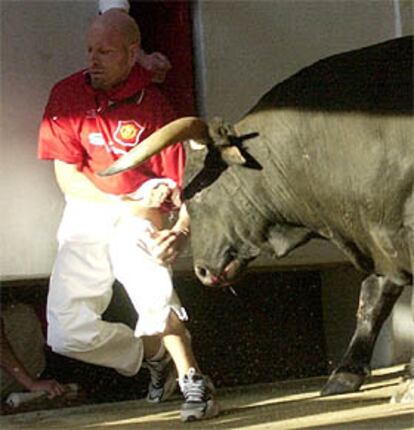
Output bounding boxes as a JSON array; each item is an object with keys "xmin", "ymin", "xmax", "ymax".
[
  {"xmin": 193, "ymin": 0, "xmax": 412, "ymax": 121},
  {"xmin": 1, "ymin": 0, "xmax": 98, "ymax": 280}
]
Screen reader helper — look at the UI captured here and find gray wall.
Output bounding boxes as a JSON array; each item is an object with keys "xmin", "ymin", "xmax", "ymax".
[
  {"xmin": 193, "ymin": 0, "xmax": 412, "ymax": 121},
  {"xmin": 1, "ymin": 0, "xmax": 97, "ymax": 279}
]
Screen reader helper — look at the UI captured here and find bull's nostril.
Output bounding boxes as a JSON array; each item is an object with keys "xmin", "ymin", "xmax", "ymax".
[{"xmin": 195, "ymin": 265, "xmax": 208, "ymax": 279}]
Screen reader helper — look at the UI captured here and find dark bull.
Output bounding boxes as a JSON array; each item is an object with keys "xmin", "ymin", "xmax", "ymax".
[{"xmin": 100, "ymin": 36, "xmax": 414, "ymax": 402}]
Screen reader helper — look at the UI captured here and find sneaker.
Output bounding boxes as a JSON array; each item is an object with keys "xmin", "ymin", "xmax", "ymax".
[
  {"xmin": 142, "ymin": 351, "xmax": 178, "ymax": 403},
  {"xmin": 179, "ymin": 367, "xmax": 220, "ymax": 422}
]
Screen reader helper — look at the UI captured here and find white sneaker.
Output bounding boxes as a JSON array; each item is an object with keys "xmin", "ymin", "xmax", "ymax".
[{"xmin": 179, "ymin": 368, "xmax": 220, "ymax": 422}]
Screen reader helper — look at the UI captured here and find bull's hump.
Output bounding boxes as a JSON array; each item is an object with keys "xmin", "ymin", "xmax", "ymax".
[{"xmin": 253, "ymin": 36, "xmax": 413, "ymax": 115}]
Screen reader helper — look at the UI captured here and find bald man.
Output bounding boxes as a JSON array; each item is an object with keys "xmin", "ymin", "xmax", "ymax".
[
  {"xmin": 98, "ymin": 0, "xmax": 171, "ymax": 83},
  {"xmin": 38, "ymin": 10, "xmax": 219, "ymax": 422}
]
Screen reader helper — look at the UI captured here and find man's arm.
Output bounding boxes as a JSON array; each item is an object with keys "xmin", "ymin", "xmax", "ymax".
[
  {"xmin": 0, "ymin": 319, "xmax": 65, "ymax": 398},
  {"xmin": 54, "ymin": 160, "xmax": 114, "ymax": 203},
  {"xmin": 54, "ymin": 160, "xmax": 155, "ymax": 215},
  {"xmin": 135, "ymin": 50, "xmax": 171, "ymax": 84}
]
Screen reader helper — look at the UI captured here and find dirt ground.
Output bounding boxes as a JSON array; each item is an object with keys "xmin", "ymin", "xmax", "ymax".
[{"xmin": 1, "ymin": 365, "xmax": 413, "ymax": 430}]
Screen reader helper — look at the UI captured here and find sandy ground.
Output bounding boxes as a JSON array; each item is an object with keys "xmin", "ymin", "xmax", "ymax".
[{"xmin": 1, "ymin": 365, "xmax": 413, "ymax": 430}]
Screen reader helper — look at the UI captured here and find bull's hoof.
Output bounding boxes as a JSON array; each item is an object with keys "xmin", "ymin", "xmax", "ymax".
[
  {"xmin": 320, "ymin": 372, "xmax": 364, "ymax": 396},
  {"xmin": 390, "ymin": 378, "xmax": 414, "ymax": 404}
]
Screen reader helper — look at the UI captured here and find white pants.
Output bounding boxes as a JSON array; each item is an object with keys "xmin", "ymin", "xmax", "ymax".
[{"xmin": 47, "ymin": 197, "xmax": 186, "ymax": 376}]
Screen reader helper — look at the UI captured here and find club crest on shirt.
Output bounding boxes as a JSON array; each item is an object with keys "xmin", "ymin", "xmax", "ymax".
[{"xmin": 113, "ymin": 120, "xmax": 144, "ymax": 148}]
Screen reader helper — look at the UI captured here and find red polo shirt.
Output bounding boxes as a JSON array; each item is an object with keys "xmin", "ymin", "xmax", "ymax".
[{"xmin": 38, "ymin": 64, "xmax": 185, "ymax": 195}]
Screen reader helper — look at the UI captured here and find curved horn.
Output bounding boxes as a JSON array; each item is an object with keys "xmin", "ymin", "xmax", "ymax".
[{"xmin": 98, "ymin": 116, "xmax": 209, "ymax": 176}]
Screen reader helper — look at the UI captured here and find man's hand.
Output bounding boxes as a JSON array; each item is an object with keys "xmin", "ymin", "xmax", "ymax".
[
  {"xmin": 150, "ymin": 228, "xmax": 189, "ymax": 265},
  {"xmin": 136, "ymin": 49, "xmax": 172, "ymax": 83},
  {"xmin": 124, "ymin": 179, "xmax": 181, "ymax": 210},
  {"xmin": 28, "ymin": 379, "xmax": 66, "ymax": 399}
]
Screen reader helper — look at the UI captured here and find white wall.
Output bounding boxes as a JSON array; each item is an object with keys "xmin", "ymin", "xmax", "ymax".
[
  {"xmin": 193, "ymin": 0, "xmax": 411, "ymax": 121},
  {"xmin": 1, "ymin": 0, "xmax": 97, "ymax": 279}
]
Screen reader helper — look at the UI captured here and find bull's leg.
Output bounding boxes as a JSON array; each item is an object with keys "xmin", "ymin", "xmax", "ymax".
[{"xmin": 321, "ymin": 274, "xmax": 403, "ymax": 396}]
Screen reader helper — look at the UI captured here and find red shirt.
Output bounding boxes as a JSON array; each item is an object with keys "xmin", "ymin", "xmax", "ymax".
[{"xmin": 38, "ymin": 64, "xmax": 185, "ymax": 195}]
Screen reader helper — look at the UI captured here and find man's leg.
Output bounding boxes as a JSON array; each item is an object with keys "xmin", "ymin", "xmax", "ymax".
[
  {"xmin": 47, "ymin": 239, "xmax": 144, "ymax": 376},
  {"xmin": 110, "ymin": 216, "xmax": 180, "ymax": 401},
  {"xmin": 162, "ymin": 311, "xmax": 199, "ymax": 376},
  {"xmin": 162, "ymin": 311, "xmax": 219, "ymax": 421},
  {"xmin": 110, "ymin": 215, "xmax": 220, "ymax": 420}
]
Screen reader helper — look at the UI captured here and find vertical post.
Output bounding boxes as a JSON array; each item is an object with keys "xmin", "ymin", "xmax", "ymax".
[{"xmin": 393, "ymin": 0, "xmax": 403, "ymax": 37}]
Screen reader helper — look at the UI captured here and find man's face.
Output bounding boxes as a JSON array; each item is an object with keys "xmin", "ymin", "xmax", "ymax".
[{"xmin": 87, "ymin": 25, "xmax": 136, "ymax": 91}]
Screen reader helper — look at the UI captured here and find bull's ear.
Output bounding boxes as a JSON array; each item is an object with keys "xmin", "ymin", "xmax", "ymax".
[
  {"xmin": 208, "ymin": 117, "xmax": 235, "ymax": 145},
  {"xmin": 188, "ymin": 139, "xmax": 208, "ymax": 150},
  {"xmin": 220, "ymin": 146, "xmax": 246, "ymax": 165},
  {"xmin": 268, "ymin": 225, "xmax": 312, "ymax": 258},
  {"xmin": 208, "ymin": 117, "xmax": 246, "ymax": 165}
]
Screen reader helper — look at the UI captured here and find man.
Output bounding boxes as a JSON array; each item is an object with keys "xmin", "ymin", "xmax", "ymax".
[
  {"xmin": 38, "ymin": 10, "xmax": 219, "ymax": 422},
  {"xmin": 1, "ymin": 303, "xmax": 65, "ymax": 400},
  {"xmin": 98, "ymin": 0, "xmax": 172, "ymax": 84}
]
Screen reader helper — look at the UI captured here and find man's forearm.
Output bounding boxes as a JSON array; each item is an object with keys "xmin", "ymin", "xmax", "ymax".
[
  {"xmin": 54, "ymin": 160, "xmax": 114, "ymax": 203},
  {"xmin": 0, "ymin": 323, "xmax": 37, "ymax": 390}
]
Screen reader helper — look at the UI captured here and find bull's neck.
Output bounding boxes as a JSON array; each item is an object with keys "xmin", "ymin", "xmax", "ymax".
[{"xmin": 234, "ymin": 112, "xmax": 328, "ymax": 231}]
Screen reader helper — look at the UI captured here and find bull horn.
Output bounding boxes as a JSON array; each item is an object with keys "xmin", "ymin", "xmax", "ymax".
[{"xmin": 98, "ymin": 116, "xmax": 209, "ymax": 176}]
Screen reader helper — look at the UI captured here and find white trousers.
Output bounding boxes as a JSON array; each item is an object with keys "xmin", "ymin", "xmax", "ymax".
[{"xmin": 47, "ymin": 197, "xmax": 186, "ymax": 376}]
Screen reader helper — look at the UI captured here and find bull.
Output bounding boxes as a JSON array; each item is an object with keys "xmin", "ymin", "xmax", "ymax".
[{"xmin": 100, "ymin": 36, "xmax": 414, "ymax": 401}]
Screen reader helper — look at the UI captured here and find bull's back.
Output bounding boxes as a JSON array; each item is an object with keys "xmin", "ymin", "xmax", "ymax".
[{"xmin": 255, "ymin": 36, "xmax": 413, "ymax": 114}]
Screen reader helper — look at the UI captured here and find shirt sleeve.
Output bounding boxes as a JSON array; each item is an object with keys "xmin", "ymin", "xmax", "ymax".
[{"xmin": 37, "ymin": 85, "xmax": 86, "ymax": 165}]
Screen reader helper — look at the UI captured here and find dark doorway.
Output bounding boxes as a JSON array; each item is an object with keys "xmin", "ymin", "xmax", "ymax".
[{"xmin": 130, "ymin": 0, "xmax": 197, "ymax": 118}]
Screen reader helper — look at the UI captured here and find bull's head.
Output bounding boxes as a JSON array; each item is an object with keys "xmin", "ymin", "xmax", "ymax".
[{"xmin": 99, "ymin": 116, "xmax": 269, "ymax": 287}]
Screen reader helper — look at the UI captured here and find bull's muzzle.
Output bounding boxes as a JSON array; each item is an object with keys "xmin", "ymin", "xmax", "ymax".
[{"xmin": 194, "ymin": 259, "xmax": 243, "ymax": 287}]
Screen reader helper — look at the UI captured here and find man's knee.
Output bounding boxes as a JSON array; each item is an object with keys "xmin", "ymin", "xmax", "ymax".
[
  {"xmin": 47, "ymin": 321, "xmax": 99, "ymax": 355},
  {"xmin": 164, "ymin": 309, "xmax": 191, "ymax": 339}
]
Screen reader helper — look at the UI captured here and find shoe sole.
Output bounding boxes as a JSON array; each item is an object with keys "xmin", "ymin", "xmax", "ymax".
[{"xmin": 180, "ymin": 399, "xmax": 220, "ymax": 422}]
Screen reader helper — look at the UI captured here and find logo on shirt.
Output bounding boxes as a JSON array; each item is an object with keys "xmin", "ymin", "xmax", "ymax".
[
  {"xmin": 88, "ymin": 132, "xmax": 106, "ymax": 146},
  {"xmin": 113, "ymin": 120, "xmax": 144, "ymax": 148}
]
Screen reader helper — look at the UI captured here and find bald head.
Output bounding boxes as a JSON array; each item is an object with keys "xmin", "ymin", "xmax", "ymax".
[
  {"xmin": 87, "ymin": 10, "xmax": 140, "ymax": 91},
  {"xmin": 90, "ymin": 9, "xmax": 140, "ymax": 46}
]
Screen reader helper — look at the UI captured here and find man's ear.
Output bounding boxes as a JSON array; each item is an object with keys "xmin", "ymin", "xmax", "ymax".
[{"xmin": 128, "ymin": 43, "xmax": 139, "ymax": 67}]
